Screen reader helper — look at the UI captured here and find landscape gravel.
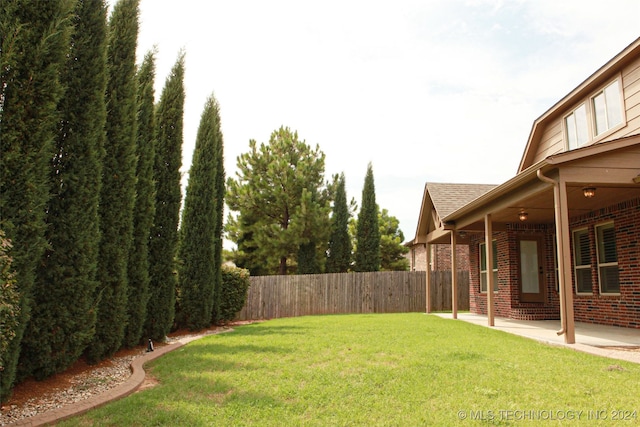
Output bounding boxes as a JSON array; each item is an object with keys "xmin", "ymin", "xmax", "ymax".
[
  {"xmin": 0, "ymin": 352, "xmax": 137, "ymax": 425},
  {"xmin": 0, "ymin": 326, "xmax": 240, "ymax": 426}
]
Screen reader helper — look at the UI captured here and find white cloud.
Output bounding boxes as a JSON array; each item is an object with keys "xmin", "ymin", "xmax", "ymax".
[{"xmin": 126, "ymin": 0, "xmax": 639, "ymax": 244}]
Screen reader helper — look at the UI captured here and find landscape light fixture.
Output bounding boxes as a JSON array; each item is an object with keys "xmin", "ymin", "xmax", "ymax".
[{"xmin": 582, "ymin": 187, "xmax": 596, "ymax": 198}]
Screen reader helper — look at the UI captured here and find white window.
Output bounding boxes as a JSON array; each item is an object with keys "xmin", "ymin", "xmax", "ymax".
[
  {"xmin": 592, "ymin": 79, "xmax": 623, "ymax": 136},
  {"xmin": 595, "ymin": 222, "xmax": 620, "ymax": 294},
  {"xmin": 563, "ymin": 78, "xmax": 625, "ymax": 151},
  {"xmin": 573, "ymin": 229, "xmax": 592, "ymax": 294},
  {"xmin": 565, "ymin": 104, "xmax": 588, "ymax": 150},
  {"xmin": 480, "ymin": 240, "xmax": 498, "ymax": 293}
]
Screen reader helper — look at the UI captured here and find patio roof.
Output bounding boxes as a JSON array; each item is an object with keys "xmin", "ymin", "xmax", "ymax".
[{"xmin": 441, "ymin": 134, "xmax": 640, "ymax": 234}]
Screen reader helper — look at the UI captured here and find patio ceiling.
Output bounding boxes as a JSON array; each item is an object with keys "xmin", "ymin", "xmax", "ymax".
[
  {"xmin": 430, "ymin": 136, "xmax": 640, "ymax": 244},
  {"xmin": 455, "ymin": 183, "xmax": 640, "ymax": 233}
]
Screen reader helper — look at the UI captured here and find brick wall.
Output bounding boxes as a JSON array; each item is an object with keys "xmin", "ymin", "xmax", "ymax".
[
  {"xmin": 408, "ymin": 243, "xmax": 470, "ymax": 272},
  {"xmin": 468, "ymin": 197, "xmax": 639, "ymax": 329},
  {"xmin": 469, "ymin": 225, "xmax": 563, "ymax": 321},
  {"xmin": 570, "ymin": 197, "xmax": 640, "ymax": 328}
]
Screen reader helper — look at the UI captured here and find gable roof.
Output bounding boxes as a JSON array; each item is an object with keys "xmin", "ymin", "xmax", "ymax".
[
  {"xmin": 428, "ymin": 182, "xmax": 498, "ymax": 218},
  {"xmin": 518, "ymin": 37, "xmax": 640, "ymax": 172},
  {"xmin": 410, "ymin": 182, "xmax": 497, "ymax": 245}
]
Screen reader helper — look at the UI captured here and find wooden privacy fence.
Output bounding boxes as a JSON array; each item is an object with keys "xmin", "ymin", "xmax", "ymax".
[{"xmin": 235, "ymin": 270, "xmax": 469, "ymax": 320}]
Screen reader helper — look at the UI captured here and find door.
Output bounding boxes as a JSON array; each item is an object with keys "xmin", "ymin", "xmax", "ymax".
[{"xmin": 519, "ymin": 236, "xmax": 545, "ymax": 303}]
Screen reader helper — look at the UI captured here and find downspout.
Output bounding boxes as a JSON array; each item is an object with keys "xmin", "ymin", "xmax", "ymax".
[{"xmin": 536, "ymin": 169, "xmax": 566, "ymax": 336}]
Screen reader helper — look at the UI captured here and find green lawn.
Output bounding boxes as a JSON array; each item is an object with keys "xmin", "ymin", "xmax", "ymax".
[{"xmin": 60, "ymin": 313, "xmax": 640, "ymax": 426}]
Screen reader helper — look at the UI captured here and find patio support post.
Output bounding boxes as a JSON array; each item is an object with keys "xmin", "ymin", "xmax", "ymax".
[
  {"xmin": 425, "ymin": 243, "xmax": 431, "ymax": 313},
  {"xmin": 485, "ymin": 214, "xmax": 495, "ymax": 327},
  {"xmin": 556, "ymin": 179, "xmax": 576, "ymax": 344},
  {"xmin": 451, "ymin": 231, "xmax": 458, "ymax": 319},
  {"xmin": 537, "ymin": 170, "xmax": 575, "ymax": 344}
]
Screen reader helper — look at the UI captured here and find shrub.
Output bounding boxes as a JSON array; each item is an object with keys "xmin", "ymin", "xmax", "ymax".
[
  {"xmin": 0, "ymin": 231, "xmax": 20, "ymax": 373},
  {"xmin": 218, "ymin": 265, "xmax": 250, "ymax": 323}
]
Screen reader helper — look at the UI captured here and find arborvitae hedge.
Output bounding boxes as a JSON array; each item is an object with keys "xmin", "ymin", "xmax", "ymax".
[
  {"xmin": 210, "ymin": 99, "xmax": 225, "ymax": 325},
  {"xmin": 0, "ymin": 232, "xmax": 20, "ymax": 377},
  {"xmin": 297, "ymin": 241, "xmax": 320, "ymax": 274},
  {"xmin": 145, "ymin": 53, "xmax": 184, "ymax": 341},
  {"xmin": 87, "ymin": 0, "xmax": 139, "ymax": 363},
  {"xmin": 326, "ymin": 173, "xmax": 352, "ymax": 273},
  {"xmin": 177, "ymin": 95, "xmax": 221, "ymax": 331},
  {"xmin": 0, "ymin": 0, "xmax": 73, "ymax": 399},
  {"xmin": 354, "ymin": 163, "xmax": 380, "ymax": 272},
  {"xmin": 124, "ymin": 51, "xmax": 157, "ymax": 348},
  {"xmin": 19, "ymin": 0, "xmax": 108, "ymax": 379}
]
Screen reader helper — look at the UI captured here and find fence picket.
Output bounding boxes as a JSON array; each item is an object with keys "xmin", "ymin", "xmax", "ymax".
[{"xmin": 235, "ymin": 271, "xmax": 469, "ymax": 320}]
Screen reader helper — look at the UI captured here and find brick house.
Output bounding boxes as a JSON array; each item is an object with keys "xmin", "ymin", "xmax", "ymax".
[
  {"xmin": 409, "ymin": 38, "xmax": 640, "ymax": 342},
  {"xmin": 406, "ymin": 183, "xmax": 496, "ymax": 272}
]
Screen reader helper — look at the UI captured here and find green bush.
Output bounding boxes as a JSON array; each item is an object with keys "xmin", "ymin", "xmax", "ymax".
[
  {"xmin": 218, "ymin": 265, "xmax": 250, "ymax": 323},
  {"xmin": 0, "ymin": 231, "xmax": 20, "ymax": 373}
]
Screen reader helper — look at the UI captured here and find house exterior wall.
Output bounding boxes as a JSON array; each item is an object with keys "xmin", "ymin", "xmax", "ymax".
[
  {"xmin": 530, "ymin": 54, "xmax": 640, "ymax": 165},
  {"xmin": 408, "ymin": 243, "xmax": 469, "ymax": 272},
  {"xmin": 469, "ymin": 227, "xmax": 561, "ymax": 321},
  {"xmin": 468, "ymin": 197, "xmax": 640, "ymax": 328},
  {"xmin": 569, "ymin": 197, "xmax": 640, "ymax": 328}
]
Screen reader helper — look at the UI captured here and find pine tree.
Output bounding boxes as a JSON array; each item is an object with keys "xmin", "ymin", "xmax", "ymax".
[
  {"xmin": 0, "ymin": 0, "xmax": 74, "ymax": 399},
  {"xmin": 354, "ymin": 163, "xmax": 380, "ymax": 272},
  {"xmin": 226, "ymin": 127, "xmax": 330, "ymax": 275},
  {"xmin": 177, "ymin": 95, "xmax": 223, "ymax": 330},
  {"xmin": 326, "ymin": 173, "xmax": 352, "ymax": 273},
  {"xmin": 87, "ymin": 0, "xmax": 139, "ymax": 363},
  {"xmin": 18, "ymin": 0, "xmax": 108, "ymax": 379},
  {"xmin": 145, "ymin": 53, "xmax": 185, "ymax": 341},
  {"xmin": 124, "ymin": 51, "xmax": 156, "ymax": 347}
]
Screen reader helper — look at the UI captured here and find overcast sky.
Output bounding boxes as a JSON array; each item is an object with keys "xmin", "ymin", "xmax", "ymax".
[{"xmin": 128, "ymin": 0, "xmax": 638, "ymax": 244}]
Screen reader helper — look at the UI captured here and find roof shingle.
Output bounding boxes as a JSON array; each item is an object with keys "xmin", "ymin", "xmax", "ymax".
[{"xmin": 427, "ymin": 182, "xmax": 497, "ymax": 219}]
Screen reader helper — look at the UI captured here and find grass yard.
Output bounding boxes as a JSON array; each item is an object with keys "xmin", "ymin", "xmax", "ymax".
[{"xmin": 59, "ymin": 313, "xmax": 640, "ymax": 426}]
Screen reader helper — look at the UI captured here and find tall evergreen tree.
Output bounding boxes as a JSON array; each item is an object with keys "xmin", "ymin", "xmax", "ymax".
[
  {"xmin": 19, "ymin": 0, "xmax": 108, "ymax": 380},
  {"xmin": 226, "ymin": 127, "xmax": 330, "ymax": 275},
  {"xmin": 297, "ymin": 241, "xmax": 320, "ymax": 274},
  {"xmin": 145, "ymin": 53, "xmax": 185, "ymax": 341},
  {"xmin": 296, "ymin": 188, "xmax": 328, "ymax": 274},
  {"xmin": 124, "ymin": 51, "xmax": 156, "ymax": 347},
  {"xmin": 177, "ymin": 95, "xmax": 223, "ymax": 330},
  {"xmin": 354, "ymin": 163, "xmax": 380, "ymax": 272},
  {"xmin": 326, "ymin": 173, "xmax": 352, "ymax": 273},
  {"xmin": 87, "ymin": 0, "xmax": 139, "ymax": 363},
  {"xmin": 227, "ymin": 212, "xmax": 270, "ymax": 276},
  {"xmin": 379, "ymin": 209, "xmax": 410, "ymax": 271},
  {"xmin": 210, "ymin": 97, "xmax": 225, "ymax": 325},
  {"xmin": 0, "ymin": 0, "xmax": 73, "ymax": 399},
  {"xmin": 0, "ymin": 232, "xmax": 20, "ymax": 378}
]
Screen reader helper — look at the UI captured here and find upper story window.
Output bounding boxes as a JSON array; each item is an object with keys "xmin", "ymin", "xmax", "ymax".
[
  {"xmin": 565, "ymin": 104, "xmax": 588, "ymax": 150},
  {"xmin": 592, "ymin": 80, "xmax": 623, "ymax": 136},
  {"xmin": 563, "ymin": 77, "xmax": 624, "ymax": 151}
]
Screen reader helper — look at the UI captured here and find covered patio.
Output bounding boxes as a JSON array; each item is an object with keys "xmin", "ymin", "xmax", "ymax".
[
  {"xmin": 434, "ymin": 312, "xmax": 640, "ymax": 364},
  {"xmin": 421, "ymin": 135, "xmax": 640, "ymax": 344}
]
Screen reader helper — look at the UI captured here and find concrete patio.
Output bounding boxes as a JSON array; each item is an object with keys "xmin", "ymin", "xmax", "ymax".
[{"xmin": 433, "ymin": 312, "xmax": 640, "ymax": 364}]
